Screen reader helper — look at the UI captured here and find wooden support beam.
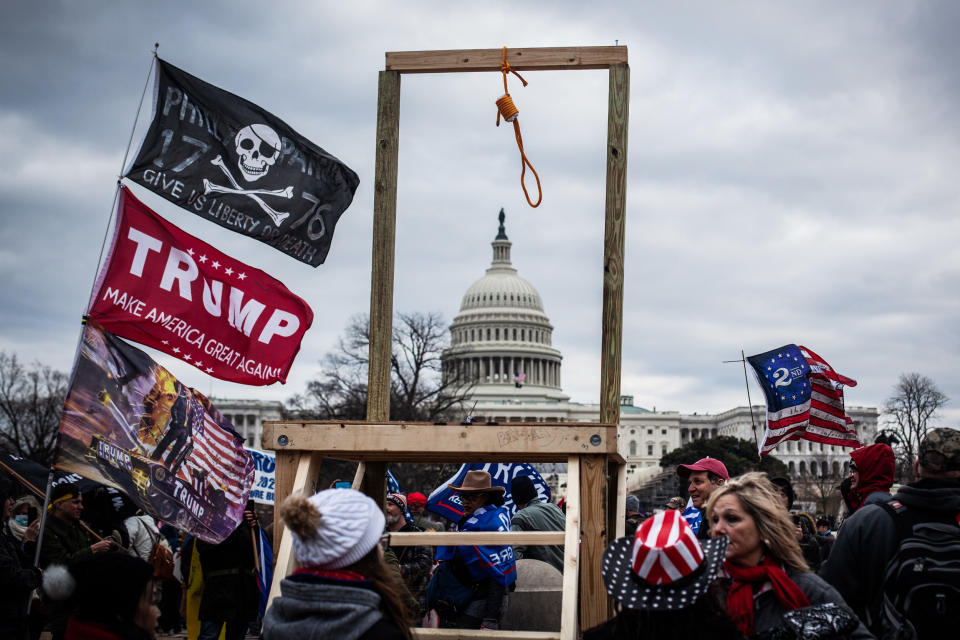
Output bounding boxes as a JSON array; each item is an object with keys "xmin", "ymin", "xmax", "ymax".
[
  {"xmin": 387, "ymin": 531, "xmax": 564, "ymax": 546},
  {"xmin": 271, "ymin": 450, "xmax": 299, "ymax": 551},
  {"xmin": 579, "ymin": 455, "xmax": 608, "ymax": 630},
  {"xmin": 560, "ymin": 456, "xmax": 581, "ymax": 640},
  {"xmin": 367, "ymin": 69, "xmax": 400, "ymax": 425},
  {"xmin": 613, "ymin": 459, "xmax": 627, "ymax": 539},
  {"xmin": 266, "ymin": 452, "xmax": 323, "ymax": 610},
  {"xmin": 263, "ymin": 422, "xmax": 621, "ymax": 461},
  {"xmin": 598, "ymin": 62, "xmax": 629, "ymax": 427},
  {"xmin": 351, "ymin": 461, "xmax": 366, "ymax": 489},
  {"xmin": 386, "ymin": 46, "xmax": 627, "ymax": 73}
]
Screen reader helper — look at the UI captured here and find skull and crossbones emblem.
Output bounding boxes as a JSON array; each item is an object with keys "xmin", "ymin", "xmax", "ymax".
[{"xmin": 202, "ymin": 124, "xmax": 292, "ymax": 225}]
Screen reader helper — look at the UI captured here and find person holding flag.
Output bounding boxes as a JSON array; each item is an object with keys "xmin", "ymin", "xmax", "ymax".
[{"xmin": 428, "ymin": 470, "xmax": 516, "ymax": 630}]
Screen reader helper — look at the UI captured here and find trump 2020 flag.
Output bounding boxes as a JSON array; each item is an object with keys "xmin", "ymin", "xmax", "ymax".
[
  {"xmin": 682, "ymin": 497, "xmax": 702, "ymax": 534},
  {"xmin": 426, "ymin": 462, "xmax": 550, "ymax": 522},
  {"xmin": 125, "ymin": 58, "xmax": 359, "ymax": 266},
  {"xmin": 747, "ymin": 344, "xmax": 859, "ymax": 455},
  {"xmin": 88, "ymin": 187, "xmax": 313, "ymax": 386},
  {"xmin": 55, "ymin": 319, "xmax": 254, "ymax": 542}
]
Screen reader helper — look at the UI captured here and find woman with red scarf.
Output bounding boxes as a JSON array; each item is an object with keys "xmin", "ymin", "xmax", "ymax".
[{"xmin": 705, "ymin": 473, "xmax": 873, "ymax": 639}]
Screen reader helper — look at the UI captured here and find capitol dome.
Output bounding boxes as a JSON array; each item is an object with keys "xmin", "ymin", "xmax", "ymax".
[{"xmin": 442, "ymin": 209, "xmax": 566, "ymax": 403}]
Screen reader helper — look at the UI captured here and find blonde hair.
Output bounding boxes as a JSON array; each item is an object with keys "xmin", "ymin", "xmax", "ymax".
[{"xmin": 705, "ymin": 472, "xmax": 808, "ymax": 572}]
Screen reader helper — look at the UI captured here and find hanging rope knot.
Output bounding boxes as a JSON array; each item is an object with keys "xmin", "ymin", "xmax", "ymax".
[{"xmin": 494, "ymin": 47, "xmax": 541, "ymax": 208}]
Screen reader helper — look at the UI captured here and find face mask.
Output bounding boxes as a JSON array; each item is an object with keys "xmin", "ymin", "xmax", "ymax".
[{"xmin": 13, "ymin": 515, "xmax": 28, "ymax": 526}]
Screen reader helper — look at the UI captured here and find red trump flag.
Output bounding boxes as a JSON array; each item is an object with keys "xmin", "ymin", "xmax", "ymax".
[{"xmin": 88, "ymin": 187, "xmax": 313, "ymax": 385}]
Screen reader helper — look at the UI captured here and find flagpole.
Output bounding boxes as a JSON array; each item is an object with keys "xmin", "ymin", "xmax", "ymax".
[
  {"xmin": 88, "ymin": 43, "xmax": 159, "ymax": 307},
  {"xmin": 723, "ymin": 351, "xmax": 761, "ymax": 457},
  {"xmin": 740, "ymin": 349, "xmax": 761, "ymax": 458},
  {"xmin": 32, "ymin": 469, "xmax": 55, "ymax": 567}
]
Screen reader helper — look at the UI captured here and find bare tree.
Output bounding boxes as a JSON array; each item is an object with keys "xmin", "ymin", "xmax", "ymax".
[
  {"xmin": 884, "ymin": 373, "xmax": 948, "ymax": 478},
  {"xmin": 794, "ymin": 456, "xmax": 843, "ymax": 515},
  {"xmin": 287, "ymin": 312, "xmax": 473, "ymax": 422},
  {"xmin": 0, "ymin": 352, "xmax": 69, "ymax": 465}
]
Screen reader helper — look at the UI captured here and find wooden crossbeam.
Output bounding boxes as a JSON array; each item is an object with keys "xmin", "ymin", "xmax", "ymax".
[
  {"xmin": 386, "ymin": 46, "xmax": 627, "ymax": 73},
  {"xmin": 263, "ymin": 422, "xmax": 622, "ymax": 463}
]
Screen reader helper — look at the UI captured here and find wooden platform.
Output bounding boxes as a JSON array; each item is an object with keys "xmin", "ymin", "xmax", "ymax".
[{"xmin": 266, "ymin": 44, "xmax": 630, "ymax": 640}]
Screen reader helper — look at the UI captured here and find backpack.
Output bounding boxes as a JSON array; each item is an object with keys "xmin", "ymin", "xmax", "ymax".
[
  {"xmin": 872, "ymin": 499, "xmax": 960, "ymax": 640},
  {"xmin": 140, "ymin": 520, "xmax": 176, "ymax": 581}
]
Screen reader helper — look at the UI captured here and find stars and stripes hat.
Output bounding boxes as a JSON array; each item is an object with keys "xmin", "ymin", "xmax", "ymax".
[{"xmin": 601, "ymin": 509, "xmax": 727, "ymax": 610}]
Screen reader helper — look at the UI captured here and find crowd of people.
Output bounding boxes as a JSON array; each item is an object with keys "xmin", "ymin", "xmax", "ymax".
[{"xmin": 1, "ymin": 426, "xmax": 957, "ymax": 638}]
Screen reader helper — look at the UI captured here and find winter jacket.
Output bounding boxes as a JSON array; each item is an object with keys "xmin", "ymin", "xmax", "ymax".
[
  {"xmin": 847, "ymin": 443, "xmax": 895, "ymax": 511},
  {"xmin": 196, "ymin": 523, "xmax": 258, "ymax": 623},
  {"xmin": 123, "ymin": 515, "xmax": 165, "ymax": 561},
  {"xmin": 37, "ymin": 515, "xmax": 95, "ymax": 568},
  {"xmin": 819, "ymin": 477, "xmax": 960, "ymax": 627},
  {"xmin": 510, "ymin": 500, "xmax": 565, "ymax": 573},
  {"xmin": 0, "ymin": 524, "xmax": 42, "ymax": 640},
  {"xmin": 718, "ymin": 567, "xmax": 873, "ymax": 639},
  {"xmin": 263, "ymin": 573, "xmax": 405, "ymax": 640},
  {"xmin": 386, "ymin": 522, "xmax": 433, "ymax": 602}
]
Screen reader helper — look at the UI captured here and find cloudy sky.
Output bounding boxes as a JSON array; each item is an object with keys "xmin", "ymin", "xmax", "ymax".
[{"xmin": 2, "ymin": 1, "xmax": 957, "ymax": 427}]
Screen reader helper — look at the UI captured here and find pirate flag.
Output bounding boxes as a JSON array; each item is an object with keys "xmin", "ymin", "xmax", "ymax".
[{"xmin": 124, "ymin": 58, "xmax": 359, "ymax": 267}]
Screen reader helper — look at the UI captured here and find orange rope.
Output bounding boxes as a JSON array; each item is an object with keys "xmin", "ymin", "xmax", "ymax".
[{"xmin": 495, "ymin": 47, "xmax": 541, "ymax": 208}]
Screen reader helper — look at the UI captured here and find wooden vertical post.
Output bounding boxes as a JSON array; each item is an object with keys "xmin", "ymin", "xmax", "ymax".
[
  {"xmin": 587, "ymin": 61, "xmax": 629, "ymax": 632},
  {"xmin": 364, "ymin": 70, "xmax": 401, "ymax": 503},
  {"xmin": 560, "ymin": 455, "xmax": 581, "ymax": 639},
  {"xmin": 579, "ymin": 455, "xmax": 608, "ymax": 630},
  {"xmin": 599, "ymin": 62, "xmax": 629, "ymax": 429},
  {"xmin": 267, "ymin": 452, "xmax": 324, "ymax": 609},
  {"xmin": 272, "ymin": 450, "xmax": 299, "ymax": 553}
]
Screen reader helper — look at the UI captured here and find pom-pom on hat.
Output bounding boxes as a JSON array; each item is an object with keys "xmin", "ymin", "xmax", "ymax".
[
  {"xmin": 279, "ymin": 489, "xmax": 385, "ymax": 570},
  {"xmin": 43, "ymin": 552, "xmax": 154, "ymax": 624},
  {"xmin": 601, "ymin": 509, "xmax": 727, "ymax": 611}
]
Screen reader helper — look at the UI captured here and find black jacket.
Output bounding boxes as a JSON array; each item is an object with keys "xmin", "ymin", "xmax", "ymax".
[
  {"xmin": 819, "ymin": 477, "xmax": 960, "ymax": 625},
  {"xmin": 0, "ymin": 525, "xmax": 42, "ymax": 640},
  {"xmin": 196, "ymin": 523, "xmax": 258, "ymax": 622}
]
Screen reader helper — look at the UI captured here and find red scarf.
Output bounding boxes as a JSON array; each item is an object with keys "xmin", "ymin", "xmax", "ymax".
[
  {"xmin": 724, "ymin": 556, "xmax": 810, "ymax": 636},
  {"xmin": 293, "ymin": 567, "xmax": 367, "ymax": 582}
]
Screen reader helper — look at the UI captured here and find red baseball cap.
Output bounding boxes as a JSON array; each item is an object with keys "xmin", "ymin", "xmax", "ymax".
[
  {"xmin": 407, "ymin": 492, "xmax": 427, "ymax": 506},
  {"xmin": 676, "ymin": 457, "xmax": 729, "ymax": 481}
]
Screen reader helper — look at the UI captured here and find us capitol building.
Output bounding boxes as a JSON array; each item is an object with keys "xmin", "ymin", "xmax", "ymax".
[{"xmin": 441, "ymin": 210, "xmax": 878, "ymax": 489}]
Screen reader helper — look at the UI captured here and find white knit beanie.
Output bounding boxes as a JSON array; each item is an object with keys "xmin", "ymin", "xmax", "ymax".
[{"xmin": 279, "ymin": 488, "xmax": 385, "ymax": 570}]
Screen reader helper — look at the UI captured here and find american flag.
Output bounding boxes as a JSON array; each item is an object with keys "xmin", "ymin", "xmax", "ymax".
[
  {"xmin": 747, "ymin": 344, "xmax": 860, "ymax": 455},
  {"xmin": 179, "ymin": 407, "xmax": 253, "ymax": 507}
]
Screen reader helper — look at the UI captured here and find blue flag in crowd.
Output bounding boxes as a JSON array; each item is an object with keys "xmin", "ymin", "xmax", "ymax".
[
  {"xmin": 426, "ymin": 462, "xmax": 550, "ymax": 523},
  {"xmin": 435, "ymin": 504, "xmax": 517, "ymax": 587},
  {"xmin": 386, "ymin": 467, "xmax": 413, "ymax": 524},
  {"xmin": 255, "ymin": 526, "xmax": 273, "ymax": 617},
  {"xmin": 681, "ymin": 497, "xmax": 702, "ymax": 534}
]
